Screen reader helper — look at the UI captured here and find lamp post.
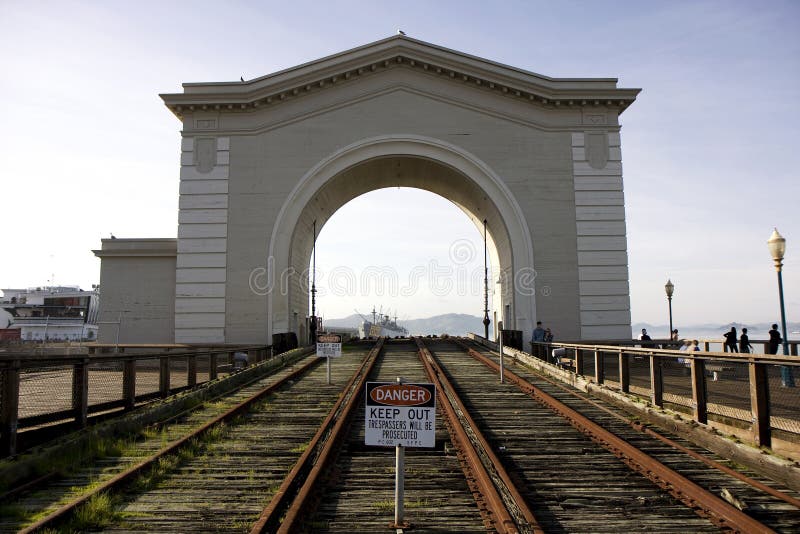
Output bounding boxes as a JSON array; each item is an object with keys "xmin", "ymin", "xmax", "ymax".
[
  {"xmin": 482, "ymin": 219, "xmax": 490, "ymax": 340},
  {"xmin": 665, "ymin": 279, "xmax": 674, "ymax": 339},
  {"xmin": 768, "ymin": 228, "xmax": 794, "ymax": 388},
  {"xmin": 310, "ymin": 219, "xmax": 318, "ymax": 346}
]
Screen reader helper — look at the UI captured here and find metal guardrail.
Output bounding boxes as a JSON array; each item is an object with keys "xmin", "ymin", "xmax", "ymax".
[{"xmin": 0, "ymin": 345, "xmax": 275, "ymax": 457}]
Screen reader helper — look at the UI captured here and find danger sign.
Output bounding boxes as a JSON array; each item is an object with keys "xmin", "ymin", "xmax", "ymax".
[
  {"xmin": 317, "ymin": 333, "xmax": 342, "ymax": 358},
  {"xmin": 365, "ymin": 382, "xmax": 436, "ymax": 448}
]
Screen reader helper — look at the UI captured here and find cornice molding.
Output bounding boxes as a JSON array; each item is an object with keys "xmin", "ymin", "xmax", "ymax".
[
  {"xmin": 160, "ymin": 36, "xmax": 640, "ymax": 120},
  {"xmin": 93, "ymin": 238, "xmax": 178, "ymax": 258}
]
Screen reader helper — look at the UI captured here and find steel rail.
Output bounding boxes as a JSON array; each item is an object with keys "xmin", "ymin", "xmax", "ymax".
[
  {"xmin": 510, "ymin": 347, "xmax": 800, "ymax": 510},
  {"xmin": 456, "ymin": 339, "xmax": 776, "ymax": 534},
  {"xmin": 251, "ymin": 338, "xmax": 385, "ymax": 533},
  {"xmin": 18, "ymin": 353, "xmax": 323, "ymax": 534},
  {"xmin": 416, "ymin": 338, "xmax": 543, "ymax": 534}
]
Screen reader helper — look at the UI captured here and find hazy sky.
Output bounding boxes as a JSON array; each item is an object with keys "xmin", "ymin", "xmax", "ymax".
[{"xmin": 1, "ymin": 0, "xmax": 798, "ymax": 328}]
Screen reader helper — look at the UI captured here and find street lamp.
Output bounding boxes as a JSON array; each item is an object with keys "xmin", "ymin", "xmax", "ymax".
[
  {"xmin": 482, "ymin": 219, "xmax": 490, "ymax": 340},
  {"xmin": 665, "ymin": 279, "xmax": 674, "ymax": 339},
  {"xmin": 310, "ymin": 219, "xmax": 318, "ymax": 346},
  {"xmin": 768, "ymin": 228, "xmax": 794, "ymax": 387}
]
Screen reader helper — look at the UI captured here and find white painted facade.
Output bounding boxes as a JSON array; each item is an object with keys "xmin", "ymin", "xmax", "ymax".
[{"xmin": 95, "ymin": 36, "xmax": 639, "ymax": 344}]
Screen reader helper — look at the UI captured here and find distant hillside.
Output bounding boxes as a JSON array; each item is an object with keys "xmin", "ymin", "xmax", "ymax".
[
  {"xmin": 322, "ymin": 314, "xmax": 362, "ymax": 329},
  {"xmin": 404, "ymin": 314, "xmax": 484, "ymax": 336},
  {"xmin": 322, "ymin": 312, "xmax": 485, "ymax": 336}
]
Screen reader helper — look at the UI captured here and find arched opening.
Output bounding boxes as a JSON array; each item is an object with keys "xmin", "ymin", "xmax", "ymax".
[
  {"xmin": 308, "ymin": 187, "xmax": 500, "ymax": 338},
  {"xmin": 268, "ymin": 135, "xmax": 537, "ymax": 343}
]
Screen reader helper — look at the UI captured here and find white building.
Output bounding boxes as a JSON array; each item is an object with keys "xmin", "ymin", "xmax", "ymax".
[{"xmin": 0, "ymin": 286, "xmax": 99, "ymax": 341}]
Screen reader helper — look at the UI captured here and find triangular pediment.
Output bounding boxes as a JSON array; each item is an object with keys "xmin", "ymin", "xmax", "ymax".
[{"xmin": 160, "ymin": 35, "xmax": 639, "ymax": 118}]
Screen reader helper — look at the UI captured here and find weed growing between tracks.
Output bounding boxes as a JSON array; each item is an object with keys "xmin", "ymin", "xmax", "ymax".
[
  {"xmin": 4, "ymin": 432, "xmax": 157, "ymax": 527},
  {"xmin": 371, "ymin": 498, "xmax": 430, "ymax": 511},
  {"xmin": 14, "ymin": 422, "xmax": 234, "ymax": 530}
]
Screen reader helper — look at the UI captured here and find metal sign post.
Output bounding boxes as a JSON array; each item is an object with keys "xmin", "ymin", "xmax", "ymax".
[
  {"xmin": 499, "ymin": 330, "xmax": 505, "ymax": 384},
  {"xmin": 316, "ymin": 333, "xmax": 342, "ymax": 385},
  {"xmin": 365, "ymin": 378, "xmax": 436, "ymax": 529},
  {"xmin": 394, "ymin": 377, "xmax": 405, "ymax": 528}
]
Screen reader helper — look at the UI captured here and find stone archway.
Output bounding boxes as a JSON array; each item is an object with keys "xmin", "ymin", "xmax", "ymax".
[
  {"xmin": 267, "ymin": 134, "xmax": 537, "ymax": 341},
  {"xmin": 97, "ymin": 35, "xmax": 638, "ymax": 345}
]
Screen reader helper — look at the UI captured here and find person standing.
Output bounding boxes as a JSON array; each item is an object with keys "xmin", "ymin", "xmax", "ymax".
[
  {"xmin": 740, "ymin": 328, "xmax": 753, "ymax": 354},
  {"xmin": 639, "ymin": 328, "xmax": 652, "ymax": 348},
  {"xmin": 532, "ymin": 321, "xmax": 545, "ymax": 343},
  {"xmin": 671, "ymin": 329, "xmax": 679, "ymax": 341},
  {"xmin": 723, "ymin": 327, "xmax": 738, "ymax": 353},
  {"xmin": 768, "ymin": 324, "xmax": 781, "ymax": 355},
  {"xmin": 544, "ymin": 328, "xmax": 554, "ymax": 342}
]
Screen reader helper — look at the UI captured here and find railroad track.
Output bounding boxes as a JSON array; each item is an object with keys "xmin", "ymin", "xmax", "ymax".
[
  {"xmin": 286, "ymin": 339, "xmax": 490, "ymax": 532},
  {"xmin": 437, "ymin": 337, "xmax": 800, "ymax": 533},
  {"xmin": 0, "ymin": 346, "xmax": 361, "ymax": 532},
  {"xmin": 6, "ymin": 337, "xmax": 800, "ymax": 532}
]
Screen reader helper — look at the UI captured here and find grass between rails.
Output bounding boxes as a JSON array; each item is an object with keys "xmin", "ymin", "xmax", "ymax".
[
  {"xmin": 3, "ymin": 350, "xmax": 313, "ymax": 530},
  {"xmin": 24, "ymin": 422, "xmax": 234, "ymax": 531},
  {"xmin": 7, "ymin": 407, "xmax": 239, "ymax": 530}
]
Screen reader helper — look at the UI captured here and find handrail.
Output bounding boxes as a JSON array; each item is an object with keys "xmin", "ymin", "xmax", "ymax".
[
  {"xmin": 0, "ymin": 344, "xmax": 275, "ymax": 365},
  {"xmin": 0, "ymin": 344, "xmax": 279, "ymax": 457},
  {"xmin": 469, "ymin": 333, "xmax": 799, "ymax": 453},
  {"xmin": 529, "ymin": 341, "xmax": 800, "ymax": 365}
]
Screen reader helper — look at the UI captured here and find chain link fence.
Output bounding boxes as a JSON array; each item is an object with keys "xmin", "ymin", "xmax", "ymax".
[
  {"xmin": 18, "ymin": 366, "xmax": 73, "ymax": 420},
  {"xmin": 87, "ymin": 360, "xmax": 124, "ymax": 409}
]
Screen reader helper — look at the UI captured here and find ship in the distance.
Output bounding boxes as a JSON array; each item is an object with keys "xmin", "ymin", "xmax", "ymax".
[{"xmin": 357, "ymin": 307, "xmax": 408, "ymax": 338}]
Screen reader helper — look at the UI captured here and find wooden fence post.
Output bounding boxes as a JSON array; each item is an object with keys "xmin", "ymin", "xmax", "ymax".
[
  {"xmin": 619, "ymin": 349, "xmax": 629, "ymax": 393},
  {"xmin": 160, "ymin": 356, "xmax": 170, "ymax": 398},
  {"xmin": 209, "ymin": 353, "xmax": 218, "ymax": 381},
  {"xmin": 649, "ymin": 353, "xmax": 663, "ymax": 408},
  {"xmin": 72, "ymin": 358, "xmax": 89, "ymax": 427},
  {"xmin": 575, "ymin": 348, "xmax": 585, "ymax": 375},
  {"xmin": 188, "ymin": 355, "xmax": 197, "ymax": 388},
  {"xmin": 0, "ymin": 360, "xmax": 20, "ymax": 457},
  {"xmin": 123, "ymin": 358, "xmax": 136, "ymax": 410},
  {"xmin": 749, "ymin": 361, "xmax": 771, "ymax": 448},
  {"xmin": 690, "ymin": 358, "xmax": 707, "ymax": 424},
  {"xmin": 594, "ymin": 349, "xmax": 604, "ymax": 384}
]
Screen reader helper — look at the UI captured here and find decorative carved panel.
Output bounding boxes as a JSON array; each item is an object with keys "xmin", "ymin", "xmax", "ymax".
[
  {"xmin": 194, "ymin": 138, "xmax": 217, "ymax": 174},
  {"xmin": 586, "ymin": 132, "xmax": 609, "ymax": 170}
]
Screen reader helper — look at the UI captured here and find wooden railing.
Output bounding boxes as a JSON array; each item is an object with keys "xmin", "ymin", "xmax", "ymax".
[
  {"xmin": 533, "ymin": 340, "xmax": 799, "ymax": 448},
  {"xmin": 468, "ymin": 334, "xmax": 800, "ymax": 453},
  {"xmin": 0, "ymin": 345, "xmax": 274, "ymax": 457}
]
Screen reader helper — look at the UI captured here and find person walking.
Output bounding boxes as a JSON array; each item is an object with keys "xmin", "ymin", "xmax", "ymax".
[
  {"xmin": 767, "ymin": 324, "xmax": 781, "ymax": 355},
  {"xmin": 740, "ymin": 328, "xmax": 753, "ymax": 354},
  {"xmin": 723, "ymin": 327, "xmax": 738, "ymax": 353}
]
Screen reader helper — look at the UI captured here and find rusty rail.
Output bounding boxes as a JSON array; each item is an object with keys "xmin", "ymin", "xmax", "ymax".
[
  {"xmin": 251, "ymin": 338, "xmax": 385, "ymax": 533},
  {"xmin": 416, "ymin": 337, "xmax": 543, "ymax": 534},
  {"xmin": 458, "ymin": 339, "xmax": 775, "ymax": 534},
  {"xmin": 517, "ymin": 353, "xmax": 800, "ymax": 510},
  {"xmin": 18, "ymin": 354, "xmax": 322, "ymax": 534}
]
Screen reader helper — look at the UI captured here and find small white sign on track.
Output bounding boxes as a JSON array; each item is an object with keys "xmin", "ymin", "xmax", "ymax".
[
  {"xmin": 365, "ymin": 382, "xmax": 436, "ymax": 448},
  {"xmin": 316, "ymin": 333, "xmax": 342, "ymax": 358}
]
